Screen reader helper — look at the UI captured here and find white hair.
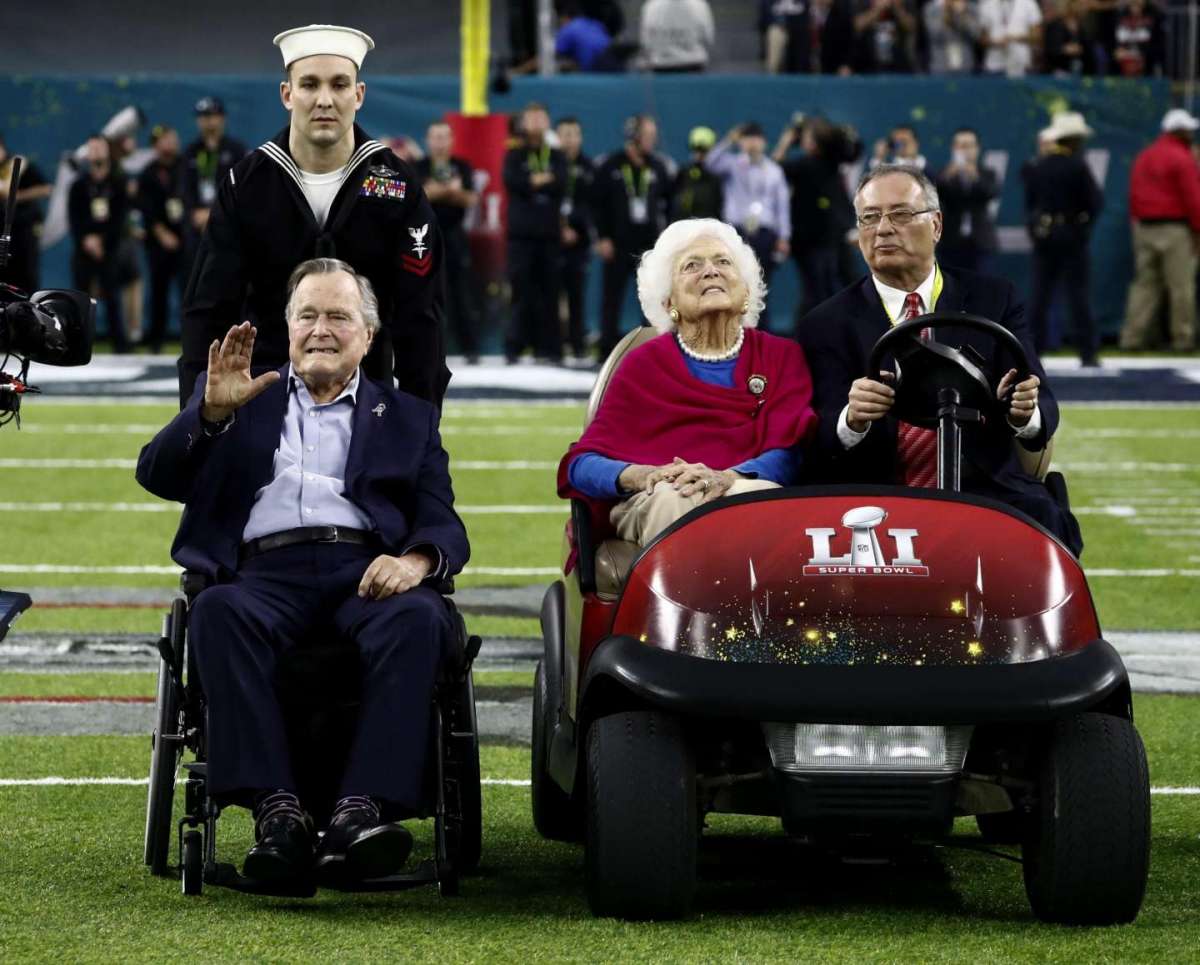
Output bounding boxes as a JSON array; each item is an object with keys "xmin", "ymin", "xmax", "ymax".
[{"xmin": 636, "ymin": 218, "xmax": 766, "ymax": 333}]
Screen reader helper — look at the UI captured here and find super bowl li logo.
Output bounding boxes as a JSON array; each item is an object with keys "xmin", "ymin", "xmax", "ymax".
[{"xmin": 803, "ymin": 506, "xmax": 929, "ymax": 577}]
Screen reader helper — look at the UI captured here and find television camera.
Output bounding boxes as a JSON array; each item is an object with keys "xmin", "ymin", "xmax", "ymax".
[{"xmin": 1, "ymin": 155, "xmax": 96, "ymax": 428}]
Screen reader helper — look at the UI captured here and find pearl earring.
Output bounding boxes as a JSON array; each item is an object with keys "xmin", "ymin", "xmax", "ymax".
[{"xmin": 742, "ymin": 300, "xmax": 750, "ymax": 314}]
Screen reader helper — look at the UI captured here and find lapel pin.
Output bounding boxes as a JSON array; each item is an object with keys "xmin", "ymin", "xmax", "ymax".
[{"xmin": 372, "ymin": 403, "xmax": 386, "ymax": 418}]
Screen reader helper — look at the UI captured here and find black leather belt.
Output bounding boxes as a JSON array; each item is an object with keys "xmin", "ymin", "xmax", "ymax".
[{"xmin": 240, "ymin": 526, "xmax": 377, "ymax": 561}]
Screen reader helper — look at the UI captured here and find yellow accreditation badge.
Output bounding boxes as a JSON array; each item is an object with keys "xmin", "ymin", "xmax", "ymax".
[
  {"xmin": 90, "ymin": 196, "xmax": 110, "ymax": 222},
  {"xmin": 166, "ymin": 198, "xmax": 185, "ymax": 223}
]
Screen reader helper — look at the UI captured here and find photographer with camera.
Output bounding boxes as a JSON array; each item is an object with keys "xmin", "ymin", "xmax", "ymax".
[
  {"xmin": 774, "ymin": 115, "xmax": 860, "ymax": 321},
  {"xmin": 68, "ymin": 135, "xmax": 130, "ymax": 353}
]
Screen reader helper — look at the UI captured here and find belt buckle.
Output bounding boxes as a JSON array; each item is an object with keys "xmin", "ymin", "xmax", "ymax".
[{"xmin": 319, "ymin": 526, "xmax": 339, "ymax": 543}]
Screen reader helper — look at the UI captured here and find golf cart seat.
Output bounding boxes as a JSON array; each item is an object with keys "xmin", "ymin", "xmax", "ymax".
[{"xmin": 584, "ymin": 326, "xmax": 657, "ymax": 598}]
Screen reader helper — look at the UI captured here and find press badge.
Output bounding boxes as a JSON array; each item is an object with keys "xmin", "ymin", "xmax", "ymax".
[
  {"xmin": 629, "ymin": 197, "xmax": 648, "ymax": 224},
  {"xmin": 166, "ymin": 198, "xmax": 185, "ymax": 223},
  {"xmin": 199, "ymin": 180, "xmax": 216, "ymax": 206},
  {"xmin": 561, "ymin": 198, "xmax": 573, "ymax": 218},
  {"xmin": 90, "ymin": 196, "xmax": 110, "ymax": 222}
]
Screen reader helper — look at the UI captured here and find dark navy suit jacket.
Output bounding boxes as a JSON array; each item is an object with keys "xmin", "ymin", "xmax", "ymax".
[
  {"xmin": 797, "ymin": 266, "xmax": 1058, "ymax": 497},
  {"xmin": 137, "ymin": 366, "xmax": 469, "ymax": 583}
]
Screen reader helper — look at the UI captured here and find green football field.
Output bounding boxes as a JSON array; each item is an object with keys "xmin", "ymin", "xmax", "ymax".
[{"xmin": 1, "ymin": 399, "xmax": 1198, "ymax": 960}]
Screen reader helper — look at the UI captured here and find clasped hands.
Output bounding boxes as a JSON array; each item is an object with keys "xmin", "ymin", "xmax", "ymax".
[
  {"xmin": 846, "ymin": 368, "xmax": 1039, "ymax": 433},
  {"xmin": 619, "ymin": 457, "xmax": 739, "ymax": 503}
]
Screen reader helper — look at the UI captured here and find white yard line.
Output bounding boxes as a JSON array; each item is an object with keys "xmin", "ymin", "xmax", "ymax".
[
  {"xmin": 0, "ymin": 502, "xmax": 563, "ymax": 515},
  {"xmin": 0, "ymin": 562, "xmax": 1191, "ymax": 577},
  {"xmin": 0, "ymin": 776, "xmax": 534, "ymax": 788},
  {"xmin": 0, "ymin": 458, "xmax": 562, "ymax": 471},
  {"xmin": 1086, "ymin": 569, "xmax": 1200, "ymax": 577},
  {"xmin": 452, "ymin": 461, "xmax": 558, "ymax": 470},
  {"xmin": 1069, "ymin": 428, "xmax": 1200, "ymax": 439},
  {"xmin": 0, "ymin": 775, "xmax": 1192, "ymax": 793},
  {"xmin": 1052, "ymin": 462, "xmax": 1197, "ymax": 472},
  {"xmin": 20, "ymin": 424, "xmax": 165, "ymax": 435}
]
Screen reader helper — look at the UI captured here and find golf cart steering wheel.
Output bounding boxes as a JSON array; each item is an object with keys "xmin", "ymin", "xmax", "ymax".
[{"xmin": 865, "ymin": 312, "xmax": 1033, "ymax": 430}]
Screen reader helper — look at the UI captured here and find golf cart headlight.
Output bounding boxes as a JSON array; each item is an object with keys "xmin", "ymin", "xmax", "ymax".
[{"xmin": 763, "ymin": 723, "xmax": 972, "ymax": 773}]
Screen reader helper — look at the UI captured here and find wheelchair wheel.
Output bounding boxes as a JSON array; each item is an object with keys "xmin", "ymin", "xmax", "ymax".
[
  {"xmin": 445, "ymin": 672, "xmax": 482, "ymax": 874},
  {"xmin": 181, "ymin": 829, "xmax": 203, "ymax": 896},
  {"xmin": 145, "ymin": 599, "xmax": 186, "ymax": 875}
]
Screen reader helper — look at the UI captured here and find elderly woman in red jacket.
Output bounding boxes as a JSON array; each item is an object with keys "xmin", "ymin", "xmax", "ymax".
[{"xmin": 558, "ymin": 217, "xmax": 818, "ymax": 547}]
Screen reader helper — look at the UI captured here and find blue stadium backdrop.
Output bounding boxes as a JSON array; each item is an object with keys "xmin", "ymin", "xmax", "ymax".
[{"xmin": 0, "ymin": 74, "xmax": 1170, "ymax": 347}]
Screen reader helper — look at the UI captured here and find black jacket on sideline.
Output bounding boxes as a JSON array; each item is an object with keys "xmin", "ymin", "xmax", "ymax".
[
  {"xmin": 68, "ymin": 172, "xmax": 129, "ymax": 255},
  {"xmin": 935, "ymin": 166, "xmax": 1000, "ymax": 253},
  {"xmin": 138, "ymin": 157, "xmax": 186, "ymax": 254},
  {"xmin": 503, "ymin": 143, "xmax": 568, "ymax": 241},
  {"xmin": 179, "ymin": 124, "xmax": 448, "ymax": 408},
  {"xmin": 672, "ymin": 161, "xmax": 724, "ymax": 221},
  {"xmin": 592, "ymin": 149, "xmax": 672, "ymax": 253},
  {"xmin": 1021, "ymin": 152, "xmax": 1104, "ymax": 248},
  {"xmin": 782, "ymin": 153, "xmax": 854, "ymax": 249},
  {"xmin": 181, "ymin": 134, "xmax": 247, "ymax": 217},
  {"xmin": 562, "ymin": 153, "xmax": 596, "ymax": 251}
]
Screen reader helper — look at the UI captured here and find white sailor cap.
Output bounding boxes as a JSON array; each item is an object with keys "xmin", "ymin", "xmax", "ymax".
[{"xmin": 273, "ymin": 24, "xmax": 375, "ymax": 70}]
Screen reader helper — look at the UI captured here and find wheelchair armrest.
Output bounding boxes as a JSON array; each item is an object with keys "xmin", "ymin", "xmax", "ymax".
[
  {"xmin": 571, "ymin": 498, "xmax": 597, "ymax": 596},
  {"xmin": 180, "ymin": 571, "xmax": 212, "ymax": 600}
]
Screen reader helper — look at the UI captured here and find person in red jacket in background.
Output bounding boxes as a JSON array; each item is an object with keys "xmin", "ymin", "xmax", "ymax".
[{"xmin": 1121, "ymin": 108, "xmax": 1200, "ymax": 351}]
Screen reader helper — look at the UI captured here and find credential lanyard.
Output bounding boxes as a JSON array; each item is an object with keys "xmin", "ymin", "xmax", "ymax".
[
  {"xmin": 883, "ymin": 264, "xmax": 944, "ymax": 325},
  {"xmin": 528, "ymin": 146, "xmax": 551, "ymax": 174},
  {"xmin": 621, "ymin": 163, "xmax": 650, "ymax": 200}
]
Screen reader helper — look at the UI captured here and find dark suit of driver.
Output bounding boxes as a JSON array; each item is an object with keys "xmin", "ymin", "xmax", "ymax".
[{"xmin": 797, "ymin": 164, "xmax": 1081, "ymax": 555}]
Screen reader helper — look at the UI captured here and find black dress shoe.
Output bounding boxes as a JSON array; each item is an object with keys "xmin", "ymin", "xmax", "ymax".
[
  {"xmin": 315, "ymin": 807, "xmax": 413, "ymax": 882},
  {"xmin": 243, "ymin": 812, "xmax": 314, "ymax": 885}
]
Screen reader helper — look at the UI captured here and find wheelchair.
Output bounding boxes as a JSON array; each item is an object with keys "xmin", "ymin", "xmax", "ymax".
[{"xmin": 144, "ymin": 570, "xmax": 483, "ymax": 898}]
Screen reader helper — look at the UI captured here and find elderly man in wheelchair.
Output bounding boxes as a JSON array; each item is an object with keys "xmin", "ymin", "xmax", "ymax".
[{"xmin": 137, "ymin": 257, "xmax": 471, "ymax": 895}]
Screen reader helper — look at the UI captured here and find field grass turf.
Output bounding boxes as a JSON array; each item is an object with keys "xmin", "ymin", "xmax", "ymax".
[
  {"xmin": 6, "ymin": 401, "xmax": 1200, "ymax": 629},
  {"xmin": 0, "ymin": 690, "xmax": 1197, "ymax": 962},
  {"xmin": 3, "ymin": 399, "xmax": 1199, "ymax": 959}
]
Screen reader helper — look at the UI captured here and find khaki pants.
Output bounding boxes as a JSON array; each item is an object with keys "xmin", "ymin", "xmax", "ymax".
[
  {"xmin": 1121, "ymin": 221, "xmax": 1197, "ymax": 351},
  {"xmin": 610, "ymin": 479, "xmax": 780, "ymax": 547}
]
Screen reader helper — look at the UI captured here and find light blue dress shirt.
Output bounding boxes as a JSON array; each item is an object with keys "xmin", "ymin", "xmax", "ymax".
[
  {"xmin": 241, "ymin": 367, "xmax": 376, "ymax": 541},
  {"xmin": 704, "ymin": 141, "xmax": 792, "ymax": 239}
]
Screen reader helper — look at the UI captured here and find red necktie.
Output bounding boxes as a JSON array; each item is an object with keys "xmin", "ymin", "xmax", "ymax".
[{"xmin": 895, "ymin": 293, "xmax": 938, "ymax": 488}]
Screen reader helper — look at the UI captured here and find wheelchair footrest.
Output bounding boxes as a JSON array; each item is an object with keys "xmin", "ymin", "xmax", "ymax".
[
  {"xmin": 205, "ymin": 861, "xmax": 318, "ymax": 898},
  {"xmin": 320, "ymin": 859, "xmax": 440, "ymax": 892}
]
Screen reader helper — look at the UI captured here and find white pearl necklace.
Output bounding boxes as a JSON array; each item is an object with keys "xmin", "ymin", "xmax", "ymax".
[{"xmin": 675, "ymin": 326, "xmax": 744, "ymax": 362}]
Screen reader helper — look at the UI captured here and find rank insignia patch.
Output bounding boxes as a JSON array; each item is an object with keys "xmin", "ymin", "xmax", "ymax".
[{"xmin": 361, "ymin": 174, "xmax": 407, "ymax": 200}]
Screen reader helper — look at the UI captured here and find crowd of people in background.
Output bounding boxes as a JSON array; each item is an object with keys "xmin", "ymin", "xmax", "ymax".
[
  {"xmin": 2, "ymin": 91, "xmax": 1198, "ymax": 362},
  {"xmin": 501, "ymin": 0, "xmax": 1175, "ymax": 78},
  {"xmin": 760, "ymin": 0, "xmax": 1171, "ymax": 77}
]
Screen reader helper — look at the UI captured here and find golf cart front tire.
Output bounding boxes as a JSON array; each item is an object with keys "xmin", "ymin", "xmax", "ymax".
[
  {"xmin": 1022, "ymin": 712, "xmax": 1150, "ymax": 925},
  {"xmin": 585, "ymin": 710, "xmax": 697, "ymax": 920}
]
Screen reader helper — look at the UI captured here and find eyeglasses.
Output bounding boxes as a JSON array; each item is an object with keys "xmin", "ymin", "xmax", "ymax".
[{"xmin": 856, "ymin": 208, "xmax": 936, "ymax": 229}]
